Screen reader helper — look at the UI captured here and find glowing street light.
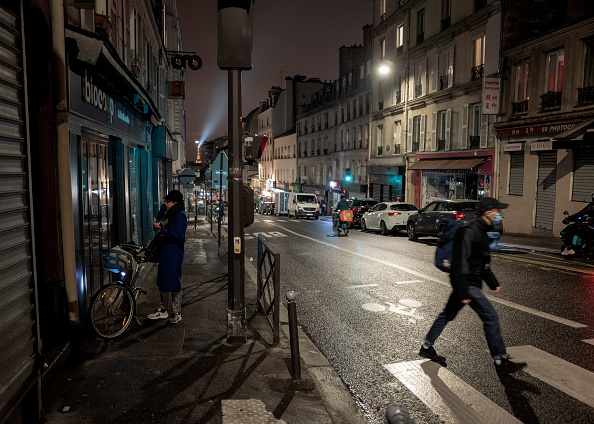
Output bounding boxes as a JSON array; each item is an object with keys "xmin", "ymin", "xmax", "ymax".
[{"xmin": 379, "ymin": 64, "xmax": 390, "ymax": 75}]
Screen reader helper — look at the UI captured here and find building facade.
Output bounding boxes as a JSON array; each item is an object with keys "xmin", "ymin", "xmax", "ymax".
[
  {"xmin": 372, "ymin": 0, "xmax": 501, "ymax": 208},
  {"xmin": 495, "ymin": 0, "xmax": 594, "ymax": 236}
]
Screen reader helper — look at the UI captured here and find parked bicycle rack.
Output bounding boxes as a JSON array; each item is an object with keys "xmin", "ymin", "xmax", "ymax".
[{"xmin": 257, "ymin": 235, "xmax": 280, "ymax": 344}]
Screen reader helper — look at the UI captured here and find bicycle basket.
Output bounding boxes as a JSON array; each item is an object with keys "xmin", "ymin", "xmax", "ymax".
[{"xmin": 100, "ymin": 247, "xmax": 135, "ymax": 273}]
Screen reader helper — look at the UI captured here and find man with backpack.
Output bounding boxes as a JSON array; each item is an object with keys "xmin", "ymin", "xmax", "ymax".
[{"xmin": 419, "ymin": 197, "xmax": 527, "ymax": 374}]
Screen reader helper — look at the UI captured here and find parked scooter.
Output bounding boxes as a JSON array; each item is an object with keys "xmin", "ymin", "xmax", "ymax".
[{"xmin": 560, "ymin": 193, "xmax": 594, "ymax": 260}]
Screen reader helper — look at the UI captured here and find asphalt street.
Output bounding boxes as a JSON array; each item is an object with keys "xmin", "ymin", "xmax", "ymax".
[{"xmin": 241, "ymin": 213, "xmax": 594, "ymax": 424}]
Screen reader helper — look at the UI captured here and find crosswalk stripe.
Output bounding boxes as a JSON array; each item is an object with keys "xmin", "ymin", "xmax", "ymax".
[
  {"xmin": 384, "ymin": 360, "xmax": 522, "ymax": 423},
  {"xmin": 507, "ymin": 345, "xmax": 594, "ymax": 408}
]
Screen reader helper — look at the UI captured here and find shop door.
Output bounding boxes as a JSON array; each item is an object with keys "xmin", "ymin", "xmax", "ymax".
[
  {"xmin": 0, "ymin": 3, "xmax": 40, "ymax": 419},
  {"xmin": 535, "ymin": 151, "xmax": 557, "ymax": 230},
  {"xmin": 81, "ymin": 134, "xmax": 113, "ymax": 302}
]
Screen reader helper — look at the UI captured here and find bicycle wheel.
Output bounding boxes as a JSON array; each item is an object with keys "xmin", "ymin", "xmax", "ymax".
[{"xmin": 90, "ymin": 283, "xmax": 135, "ymax": 339}]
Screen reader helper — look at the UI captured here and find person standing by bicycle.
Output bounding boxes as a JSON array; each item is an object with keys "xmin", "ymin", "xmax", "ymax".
[{"xmin": 148, "ymin": 190, "xmax": 187, "ymax": 324}]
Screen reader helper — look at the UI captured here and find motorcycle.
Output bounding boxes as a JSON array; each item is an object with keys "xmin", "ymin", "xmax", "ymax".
[
  {"xmin": 333, "ymin": 209, "xmax": 353, "ymax": 236},
  {"xmin": 560, "ymin": 195, "xmax": 594, "ymax": 260}
]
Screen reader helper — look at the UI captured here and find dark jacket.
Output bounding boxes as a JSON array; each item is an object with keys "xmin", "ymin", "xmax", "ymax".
[
  {"xmin": 156, "ymin": 203, "xmax": 187, "ymax": 292},
  {"xmin": 336, "ymin": 199, "xmax": 350, "ymax": 212},
  {"xmin": 450, "ymin": 218, "xmax": 499, "ymax": 299}
]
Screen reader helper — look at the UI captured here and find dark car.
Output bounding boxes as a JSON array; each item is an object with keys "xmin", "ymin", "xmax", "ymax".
[
  {"xmin": 406, "ymin": 200, "xmax": 479, "ymax": 241},
  {"xmin": 348, "ymin": 198, "xmax": 377, "ymax": 228}
]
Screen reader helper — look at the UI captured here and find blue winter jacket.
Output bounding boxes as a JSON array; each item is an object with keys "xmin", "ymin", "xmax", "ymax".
[{"xmin": 156, "ymin": 205, "xmax": 187, "ymax": 292}]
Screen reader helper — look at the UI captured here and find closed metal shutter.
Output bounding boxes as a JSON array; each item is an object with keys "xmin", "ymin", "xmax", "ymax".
[
  {"xmin": 535, "ymin": 152, "xmax": 557, "ymax": 230},
  {"xmin": 382, "ymin": 184, "xmax": 390, "ymax": 202},
  {"xmin": 508, "ymin": 152, "xmax": 524, "ymax": 196},
  {"xmin": 0, "ymin": 5, "xmax": 38, "ymax": 418},
  {"xmin": 572, "ymin": 148, "xmax": 594, "ymax": 202},
  {"xmin": 391, "ymin": 182, "xmax": 403, "ymax": 201},
  {"xmin": 371, "ymin": 183, "xmax": 380, "ymax": 202}
]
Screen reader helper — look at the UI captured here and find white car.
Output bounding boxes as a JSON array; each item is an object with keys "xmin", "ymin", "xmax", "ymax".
[{"xmin": 361, "ymin": 202, "xmax": 419, "ymax": 235}]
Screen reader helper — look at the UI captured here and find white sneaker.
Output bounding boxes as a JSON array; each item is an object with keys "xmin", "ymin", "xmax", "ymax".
[
  {"xmin": 147, "ymin": 309, "xmax": 169, "ymax": 320},
  {"xmin": 169, "ymin": 313, "xmax": 182, "ymax": 324}
]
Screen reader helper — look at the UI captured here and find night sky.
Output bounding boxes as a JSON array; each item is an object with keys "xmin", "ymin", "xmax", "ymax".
[{"xmin": 177, "ymin": 0, "xmax": 373, "ymax": 160}]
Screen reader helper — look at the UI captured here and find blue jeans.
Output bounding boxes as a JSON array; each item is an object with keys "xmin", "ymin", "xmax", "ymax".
[{"xmin": 424, "ymin": 285, "xmax": 507, "ymax": 359}]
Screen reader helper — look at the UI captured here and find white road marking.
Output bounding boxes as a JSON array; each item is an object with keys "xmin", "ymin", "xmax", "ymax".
[
  {"xmin": 395, "ymin": 280, "xmax": 423, "ymax": 284},
  {"xmin": 268, "ymin": 231, "xmax": 287, "ymax": 237},
  {"xmin": 268, "ymin": 223, "xmax": 588, "ymax": 329},
  {"xmin": 346, "ymin": 284, "xmax": 378, "ymax": 288},
  {"xmin": 384, "ymin": 360, "xmax": 522, "ymax": 424},
  {"xmin": 252, "ymin": 232, "xmax": 270, "ymax": 238},
  {"xmin": 582, "ymin": 339, "xmax": 594, "ymax": 346},
  {"xmin": 507, "ymin": 345, "xmax": 594, "ymax": 409}
]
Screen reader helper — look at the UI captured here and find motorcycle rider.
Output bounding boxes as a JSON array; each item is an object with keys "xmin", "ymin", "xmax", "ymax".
[{"xmin": 334, "ymin": 195, "xmax": 351, "ymax": 228}]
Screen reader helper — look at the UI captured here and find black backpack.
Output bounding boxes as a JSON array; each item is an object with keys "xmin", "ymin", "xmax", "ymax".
[{"xmin": 435, "ymin": 220, "xmax": 465, "ymax": 272}]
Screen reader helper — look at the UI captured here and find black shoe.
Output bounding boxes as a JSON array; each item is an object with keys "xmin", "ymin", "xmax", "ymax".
[
  {"xmin": 495, "ymin": 358, "xmax": 527, "ymax": 374},
  {"xmin": 419, "ymin": 346, "xmax": 446, "ymax": 362}
]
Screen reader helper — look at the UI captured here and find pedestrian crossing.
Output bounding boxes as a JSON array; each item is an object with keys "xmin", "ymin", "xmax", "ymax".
[{"xmin": 384, "ymin": 345, "xmax": 594, "ymax": 423}]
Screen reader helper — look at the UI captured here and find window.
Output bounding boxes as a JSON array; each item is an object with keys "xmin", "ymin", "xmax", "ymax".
[
  {"xmin": 438, "ymin": 110, "xmax": 447, "ymax": 149},
  {"xmin": 473, "ymin": 36, "xmax": 485, "ymax": 67},
  {"xmin": 413, "ymin": 115, "xmax": 422, "ymax": 151},
  {"xmin": 380, "ymin": 38, "xmax": 386, "ymax": 60},
  {"xmin": 472, "ymin": 104, "xmax": 481, "ymax": 136},
  {"xmin": 545, "ymin": 49, "xmax": 564, "ymax": 93},
  {"xmin": 397, "ymin": 25, "xmax": 404, "ymax": 48},
  {"xmin": 509, "ymin": 152, "xmax": 525, "ymax": 196},
  {"xmin": 347, "ymin": 103, "xmax": 351, "ymax": 121},
  {"xmin": 584, "ymin": 42, "xmax": 594, "ymax": 88},
  {"xmin": 441, "ymin": 0, "xmax": 451, "ymax": 30},
  {"xmin": 515, "ymin": 61, "xmax": 530, "ymax": 102},
  {"xmin": 393, "ymin": 120, "xmax": 402, "ymax": 153},
  {"xmin": 353, "ymin": 100, "xmax": 357, "ymax": 118},
  {"xmin": 417, "ymin": 9, "xmax": 425, "ymax": 44},
  {"xmin": 378, "ymin": 81, "xmax": 384, "ymax": 110},
  {"xmin": 380, "ymin": 0, "xmax": 386, "ymax": 19},
  {"xmin": 377, "ymin": 125, "xmax": 384, "ymax": 155}
]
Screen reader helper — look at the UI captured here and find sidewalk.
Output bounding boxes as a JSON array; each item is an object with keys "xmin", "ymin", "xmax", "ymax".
[{"xmin": 41, "ymin": 219, "xmax": 367, "ymax": 424}]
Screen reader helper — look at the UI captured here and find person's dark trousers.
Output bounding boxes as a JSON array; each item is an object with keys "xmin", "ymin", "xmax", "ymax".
[{"xmin": 424, "ymin": 285, "xmax": 507, "ymax": 359}]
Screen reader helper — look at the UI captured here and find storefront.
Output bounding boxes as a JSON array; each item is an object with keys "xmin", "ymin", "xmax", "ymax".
[
  {"xmin": 66, "ymin": 30, "xmax": 163, "ymax": 316},
  {"xmin": 367, "ymin": 166, "xmax": 404, "ymax": 203},
  {"xmin": 409, "ymin": 152, "xmax": 494, "ymax": 208}
]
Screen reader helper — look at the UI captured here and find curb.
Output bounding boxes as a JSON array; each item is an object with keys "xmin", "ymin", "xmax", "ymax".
[
  {"xmin": 496, "ymin": 243, "xmax": 560, "ymax": 254},
  {"xmin": 244, "ymin": 256, "xmax": 367, "ymax": 424}
]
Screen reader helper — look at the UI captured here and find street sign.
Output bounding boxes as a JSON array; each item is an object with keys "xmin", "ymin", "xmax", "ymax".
[
  {"xmin": 210, "ymin": 151, "xmax": 229, "ymax": 190},
  {"xmin": 180, "ymin": 168, "xmax": 196, "ymax": 184}
]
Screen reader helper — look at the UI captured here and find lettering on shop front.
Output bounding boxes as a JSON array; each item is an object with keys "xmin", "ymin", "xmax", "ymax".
[
  {"xmin": 496, "ymin": 121, "xmax": 580, "ymax": 138},
  {"xmin": 82, "ymin": 69, "xmax": 131, "ymax": 126}
]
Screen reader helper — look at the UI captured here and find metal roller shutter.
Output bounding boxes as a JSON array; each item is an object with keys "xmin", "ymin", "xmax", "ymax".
[
  {"xmin": 0, "ymin": 4, "xmax": 38, "ymax": 418},
  {"xmin": 371, "ymin": 183, "xmax": 380, "ymax": 202},
  {"xmin": 535, "ymin": 152, "xmax": 557, "ymax": 230},
  {"xmin": 382, "ymin": 184, "xmax": 390, "ymax": 202},
  {"xmin": 572, "ymin": 148, "xmax": 594, "ymax": 202},
  {"xmin": 508, "ymin": 152, "xmax": 524, "ymax": 196}
]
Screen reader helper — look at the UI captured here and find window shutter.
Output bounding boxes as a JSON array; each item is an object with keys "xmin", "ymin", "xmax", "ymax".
[
  {"xmin": 447, "ymin": 45, "xmax": 455, "ymax": 88},
  {"xmin": 407, "ymin": 117, "xmax": 413, "ymax": 152},
  {"xmin": 445, "ymin": 108, "xmax": 451, "ymax": 151},
  {"xmin": 409, "ymin": 64, "xmax": 415, "ymax": 99},
  {"xmin": 509, "ymin": 152, "xmax": 525, "ymax": 196},
  {"xmin": 480, "ymin": 114, "xmax": 489, "ymax": 148},
  {"xmin": 420, "ymin": 114, "xmax": 426, "ymax": 151},
  {"xmin": 431, "ymin": 54, "xmax": 438, "ymax": 93},
  {"xmin": 421, "ymin": 58, "xmax": 427, "ymax": 96},
  {"xmin": 461, "ymin": 104, "xmax": 468, "ymax": 149},
  {"xmin": 572, "ymin": 148, "xmax": 594, "ymax": 201},
  {"xmin": 431, "ymin": 112, "xmax": 437, "ymax": 151}
]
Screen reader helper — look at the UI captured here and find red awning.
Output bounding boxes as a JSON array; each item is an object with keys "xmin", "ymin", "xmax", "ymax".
[{"xmin": 408, "ymin": 157, "xmax": 486, "ymax": 171}]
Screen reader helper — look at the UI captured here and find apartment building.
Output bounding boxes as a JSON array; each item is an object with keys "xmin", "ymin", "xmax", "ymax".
[{"xmin": 372, "ymin": 0, "xmax": 501, "ymax": 207}]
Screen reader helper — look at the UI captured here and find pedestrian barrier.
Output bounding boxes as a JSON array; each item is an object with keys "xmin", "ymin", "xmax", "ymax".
[{"xmin": 257, "ymin": 234, "xmax": 280, "ymax": 344}]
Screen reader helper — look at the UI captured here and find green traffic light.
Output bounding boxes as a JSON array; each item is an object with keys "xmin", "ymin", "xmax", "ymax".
[{"xmin": 345, "ymin": 174, "xmax": 352, "ymax": 182}]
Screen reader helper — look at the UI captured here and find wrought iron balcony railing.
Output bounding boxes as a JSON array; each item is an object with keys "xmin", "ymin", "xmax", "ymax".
[
  {"xmin": 540, "ymin": 91, "xmax": 562, "ymax": 110},
  {"xmin": 470, "ymin": 136, "xmax": 480, "ymax": 149},
  {"xmin": 415, "ymin": 84, "xmax": 423, "ymax": 97},
  {"xmin": 471, "ymin": 64, "xmax": 484, "ymax": 81},
  {"xmin": 393, "ymin": 144, "xmax": 401, "ymax": 154},
  {"xmin": 377, "ymin": 146, "xmax": 383, "ymax": 155},
  {"xmin": 512, "ymin": 100, "xmax": 529, "ymax": 114},
  {"xmin": 578, "ymin": 86, "xmax": 594, "ymax": 105},
  {"xmin": 412, "ymin": 141, "xmax": 420, "ymax": 152},
  {"xmin": 437, "ymin": 139, "xmax": 446, "ymax": 151}
]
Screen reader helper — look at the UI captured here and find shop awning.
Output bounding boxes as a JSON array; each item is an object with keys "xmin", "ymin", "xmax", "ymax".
[
  {"xmin": 409, "ymin": 157, "xmax": 486, "ymax": 171},
  {"xmin": 552, "ymin": 118, "xmax": 594, "ymax": 141}
]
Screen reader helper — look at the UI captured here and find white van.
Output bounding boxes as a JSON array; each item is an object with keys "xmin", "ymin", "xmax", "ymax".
[{"xmin": 287, "ymin": 192, "xmax": 319, "ymax": 219}]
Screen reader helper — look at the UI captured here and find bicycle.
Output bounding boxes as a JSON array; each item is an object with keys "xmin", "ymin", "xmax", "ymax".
[{"xmin": 89, "ymin": 243, "xmax": 155, "ymax": 339}]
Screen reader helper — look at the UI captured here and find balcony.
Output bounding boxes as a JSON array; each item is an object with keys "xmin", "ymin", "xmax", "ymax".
[
  {"xmin": 377, "ymin": 146, "xmax": 383, "ymax": 155},
  {"xmin": 323, "ymin": 148, "xmax": 328, "ymax": 155},
  {"xmin": 415, "ymin": 84, "xmax": 423, "ymax": 97},
  {"xmin": 437, "ymin": 139, "xmax": 446, "ymax": 151},
  {"xmin": 512, "ymin": 100, "xmax": 529, "ymax": 114},
  {"xmin": 578, "ymin": 86, "xmax": 594, "ymax": 105},
  {"xmin": 470, "ymin": 136, "xmax": 480, "ymax": 149},
  {"xmin": 393, "ymin": 144, "xmax": 401, "ymax": 154},
  {"xmin": 441, "ymin": 16, "xmax": 451, "ymax": 31},
  {"xmin": 378, "ymin": 101, "xmax": 384, "ymax": 110},
  {"xmin": 310, "ymin": 150, "xmax": 314, "ymax": 156},
  {"xmin": 471, "ymin": 64, "xmax": 484, "ymax": 81},
  {"xmin": 540, "ymin": 91, "xmax": 562, "ymax": 110},
  {"xmin": 395, "ymin": 90, "xmax": 402, "ymax": 104},
  {"xmin": 317, "ymin": 149, "xmax": 321, "ymax": 156},
  {"xmin": 439, "ymin": 76, "xmax": 447, "ymax": 90},
  {"xmin": 412, "ymin": 141, "xmax": 419, "ymax": 152},
  {"xmin": 302, "ymin": 151, "xmax": 307, "ymax": 157}
]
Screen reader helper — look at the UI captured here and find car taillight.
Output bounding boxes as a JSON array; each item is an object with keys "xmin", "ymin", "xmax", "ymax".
[
  {"xmin": 453, "ymin": 213, "xmax": 465, "ymax": 220},
  {"xmin": 353, "ymin": 207, "xmax": 362, "ymax": 212},
  {"xmin": 388, "ymin": 212, "xmax": 401, "ymax": 216}
]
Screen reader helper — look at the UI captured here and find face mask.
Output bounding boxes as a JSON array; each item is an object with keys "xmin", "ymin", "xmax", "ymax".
[{"xmin": 492, "ymin": 213, "xmax": 503, "ymax": 225}]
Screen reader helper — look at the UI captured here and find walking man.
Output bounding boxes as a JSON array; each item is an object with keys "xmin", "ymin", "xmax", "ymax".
[
  {"xmin": 419, "ymin": 197, "xmax": 527, "ymax": 374},
  {"xmin": 148, "ymin": 190, "xmax": 187, "ymax": 324}
]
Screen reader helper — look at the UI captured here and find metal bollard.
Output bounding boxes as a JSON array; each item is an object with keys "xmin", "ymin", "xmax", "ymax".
[
  {"xmin": 386, "ymin": 403, "xmax": 412, "ymax": 424},
  {"xmin": 285, "ymin": 290, "xmax": 301, "ymax": 381}
]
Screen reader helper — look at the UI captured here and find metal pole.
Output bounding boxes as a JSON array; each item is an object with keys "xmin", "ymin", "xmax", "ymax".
[
  {"xmin": 286, "ymin": 291, "xmax": 301, "ymax": 380},
  {"xmin": 227, "ymin": 69, "xmax": 246, "ymax": 343}
]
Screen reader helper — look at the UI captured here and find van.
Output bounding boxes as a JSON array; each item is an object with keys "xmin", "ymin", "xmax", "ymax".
[{"xmin": 287, "ymin": 192, "xmax": 319, "ymax": 219}]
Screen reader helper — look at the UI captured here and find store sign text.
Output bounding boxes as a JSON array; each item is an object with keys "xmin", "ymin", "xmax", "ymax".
[
  {"xmin": 481, "ymin": 77, "xmax": 500, "ymax": 115},
  {"xmin": 82, "ymin": 70, "xmax": 115, "ymax": 123},
  {"xmin": 530, "ymin": 141, "xmax": 553, "ymax": 151},
  {"xmin": 496, "ymin": 121, "xmax": 580, "ymax": 138},
  {"xmin": 504, "ymin": 143, "xmax": 523, "ymax": 152}
]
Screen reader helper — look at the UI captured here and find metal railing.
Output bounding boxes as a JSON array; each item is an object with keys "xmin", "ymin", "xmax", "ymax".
[
  {"xmin": 470, "ymin": 135, "xmax": 480, "ymax": 149},
  {"xmin": 512, "ymin": 100, "xmax": 529, "ymax": 114},
  {"xmin": 471, "ymin": 64, "xmax": 484, "ymax": 81},
  {"xmin": 541, "ymin": 91, "xmax": 562, "ymax": 110},
  {"xmin": 578, "ymin": 86, "xmax": 594, "ymax": 105},
  {"xmin": 257, "ymin": 235, "xmax": 280, "ymax": 344}
]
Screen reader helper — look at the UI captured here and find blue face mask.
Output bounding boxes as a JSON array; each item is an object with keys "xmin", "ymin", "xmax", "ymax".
[{"xmin": 492, "ymin": 213, "xmax": 503, "ymax": 225}]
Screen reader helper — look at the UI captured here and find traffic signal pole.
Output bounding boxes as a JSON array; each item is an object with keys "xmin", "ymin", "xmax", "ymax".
[{"xmin": 226, "ymin": 69, "xmax": 246, "ymax": 343}]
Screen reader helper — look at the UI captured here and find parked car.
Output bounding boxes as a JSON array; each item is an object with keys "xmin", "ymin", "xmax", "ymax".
[
  {"xmin": 287, "ymin": 192, "xmax": 319, "ymax": 219},
  {"xmin": 361, "ymin": 202, "xmax": 418, "ymax": 235},
  {"xmin": 348, "ymin": 198, "xmax": 377, "ymax": 228},
  {"xmin": 406, "ymin": 199, "xmax": 479, "ymax": 241}
]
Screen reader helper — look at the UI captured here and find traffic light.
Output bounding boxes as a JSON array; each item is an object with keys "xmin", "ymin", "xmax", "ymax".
[
  {"xmin": 217, "ymin": 0, "xmax": 253, "ymax": 70},
  {"xmin": 345, "ymin": 168, "xmax": 352, "ymax": 183},
  {"xmin": 244, "ymin": 135, "xmax": 268, "ymax": 165}
]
